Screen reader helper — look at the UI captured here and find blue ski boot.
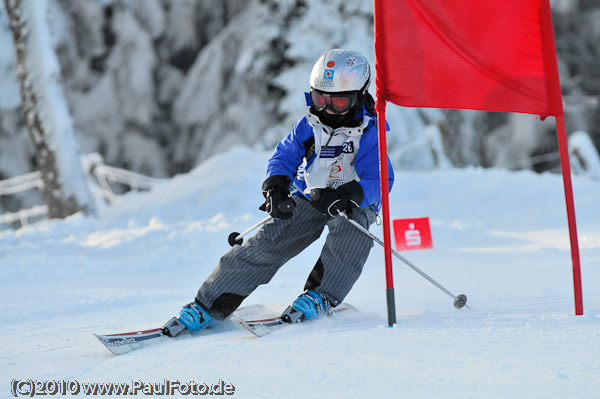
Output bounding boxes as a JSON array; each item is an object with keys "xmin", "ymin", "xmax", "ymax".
[
  {"xmin": 282, "ymin": 290, "xmax": 331, "ymax": 323},
  {"xmin": 178, "ymin": 302, "xmax": 216, "ymax": 332},
  {"xmin": 163, "ymin": 302, "xmax": 217, "ymax": 338}
]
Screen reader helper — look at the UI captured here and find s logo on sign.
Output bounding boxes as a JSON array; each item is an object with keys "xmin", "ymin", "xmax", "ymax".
[{"xmin": 393, "ymin": 217, "xmax": 433, "ymax": 251}]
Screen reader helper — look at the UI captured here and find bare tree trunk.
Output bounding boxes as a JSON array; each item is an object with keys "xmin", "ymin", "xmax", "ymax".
[{"xmin": 3, "ymin": 0, "xmax": 96, "ymax": 218}]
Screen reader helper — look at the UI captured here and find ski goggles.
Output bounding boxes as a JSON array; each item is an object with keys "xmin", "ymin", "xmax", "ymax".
[{"xmin": 310, "ymin": 89, "xmax": 357, "ymax": 114}]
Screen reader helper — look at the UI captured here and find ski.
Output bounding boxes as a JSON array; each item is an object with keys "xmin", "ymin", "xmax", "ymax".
[
  {"xmin": 93, "ymin": 328, "xmax": 166, "ymax": 355},
  {"xmin": 231, "ymin": 303, "xmax": 357, "ymax": 337},
  {"xmin": 94, "ymin": 304, "xmax": 267, "ymax": 355}
]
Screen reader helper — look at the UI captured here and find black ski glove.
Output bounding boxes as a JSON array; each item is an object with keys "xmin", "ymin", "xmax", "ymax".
[
  {"xmin": 309, "ymin": 180, "xmax": 364, "ymax": 217},
  {"xmin": 259, "ymin": 175, "xmax": 296, "ymax": 220}
]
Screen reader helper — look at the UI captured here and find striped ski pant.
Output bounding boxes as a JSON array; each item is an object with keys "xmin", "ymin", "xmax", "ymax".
[{"xmin": 195, "ymin": 198, "xmax": 377, "ymax": 319}]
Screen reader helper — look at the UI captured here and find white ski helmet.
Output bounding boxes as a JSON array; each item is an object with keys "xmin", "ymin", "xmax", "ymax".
[
  {"xmin": 309, "ymin": 49, "xmax": 371, "ymax": 127},
  {"xmin": 310, "ymin": 49, "xmax": 370, "ymax": 93}
]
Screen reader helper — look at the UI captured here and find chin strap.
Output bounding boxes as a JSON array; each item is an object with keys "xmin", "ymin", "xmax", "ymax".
[{"xmin": 305, "ymin": 109, "xmax": 372, "ymax": 136}]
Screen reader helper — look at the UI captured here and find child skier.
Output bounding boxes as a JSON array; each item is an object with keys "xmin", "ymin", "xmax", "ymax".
[{"xmin": 164, "ymin": 49, "xmax": 394, "ymax": 337}]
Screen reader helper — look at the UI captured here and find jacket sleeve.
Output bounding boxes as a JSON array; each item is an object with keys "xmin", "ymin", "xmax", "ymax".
[
  {"xmin": 354, "ymin": 123, "xmax": 395, "ymax": 209},
  {"xmin": 266, "ymin": 117, "xmax": 314, "ymax": 179}
]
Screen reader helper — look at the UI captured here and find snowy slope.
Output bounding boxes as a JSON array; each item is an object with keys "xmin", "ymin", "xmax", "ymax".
[{"xmin": 1, "ymin": 146, "xmax": 600, "ymax": 398}]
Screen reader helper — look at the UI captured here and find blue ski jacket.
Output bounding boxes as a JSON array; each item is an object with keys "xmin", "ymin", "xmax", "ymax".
[{"xmin": 266, "ymin": 102, "xmax": 394, "ymax": 213}]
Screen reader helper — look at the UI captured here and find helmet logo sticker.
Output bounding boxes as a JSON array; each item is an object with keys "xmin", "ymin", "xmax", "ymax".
[
  {"xmin": 345, "ymin": 57, "xmax": 358, "ymax": 66},
  {"xmin": 323, "ymin": 69, "xmax": 334, "ymax": 79},
  {"xmin": 327, "ymin": 60, "xmax": 335, "ymax": 67}
]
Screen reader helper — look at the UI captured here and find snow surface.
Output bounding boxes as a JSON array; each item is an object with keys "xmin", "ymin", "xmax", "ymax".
[{"xmin": 2, "ymin": 146, "xmax": 600, "ymax": 398}]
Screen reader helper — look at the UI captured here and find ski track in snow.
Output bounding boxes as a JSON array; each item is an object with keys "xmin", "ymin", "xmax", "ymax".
[{"xmin": 1, "ymin": 146, "xmax": 600, "ymax": 398}]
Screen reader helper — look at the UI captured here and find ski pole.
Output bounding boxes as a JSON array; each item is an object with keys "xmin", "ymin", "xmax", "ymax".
[
  {"xmin": 339, "ymin": 211, "xmax": 468, "ymax": 309},
  {"xmin": 228, "ymin": 215, "xmax": 272, "ymax": 246}
]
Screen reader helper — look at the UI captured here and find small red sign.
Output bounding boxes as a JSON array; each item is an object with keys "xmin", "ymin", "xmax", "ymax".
[
  {"xmin": 327, "ymin": 60, "xmax": 335, "ymax": 67},
  {"xmin": 393, "ymin": 217, "xmax": 433, "ymax": 251}
]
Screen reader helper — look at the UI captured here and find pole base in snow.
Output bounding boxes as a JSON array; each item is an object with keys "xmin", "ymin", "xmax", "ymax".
[
  {"xmin": 386, "ymin": 287, "xmax": 396, "ymax": 326},
  {"xmin": 454, "ymin": 294, "xmax": 468, "ymax": 309}
]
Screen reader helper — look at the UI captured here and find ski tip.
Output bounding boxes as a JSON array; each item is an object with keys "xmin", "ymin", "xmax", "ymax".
[
  {"xmin": 93, "ymin": 333, "xmax": 126, "ymax": 355},
  {"xmin": 93, "ymin": 328, "xmax": 167, "ymax": 355}
]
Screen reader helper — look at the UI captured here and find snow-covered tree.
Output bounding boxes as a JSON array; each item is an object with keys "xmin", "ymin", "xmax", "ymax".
[{"xmin": 3, "ymin": 0, "xmax": 96, "ymax": 218}]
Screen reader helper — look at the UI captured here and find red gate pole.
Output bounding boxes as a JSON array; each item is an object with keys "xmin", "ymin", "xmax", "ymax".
[
  {"xmin": 555, "ymin": 114, "xmax": 584, "ymax": 315},
  {"xmin": 541, "ymin": 0, "xmax": 583, "ymax": 315},
  {"xmin": 376, "ymin": 99, "xmax": 396, "ymax": 326}
]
